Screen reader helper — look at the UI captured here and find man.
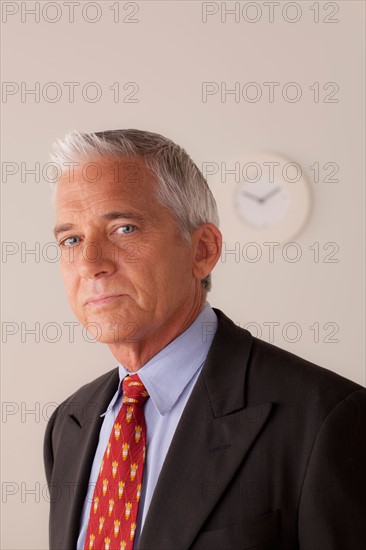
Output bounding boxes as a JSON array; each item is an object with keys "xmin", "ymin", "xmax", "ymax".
[{"xmin": 44, "ymin": 129, "xmax": 365, "ymax": 550}]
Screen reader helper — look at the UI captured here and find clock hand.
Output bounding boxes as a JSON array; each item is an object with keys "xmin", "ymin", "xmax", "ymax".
[
  {"xmin": 260, "ymin": 186, "xmax": 281, "ymax": 203},
  {"xmin": 242, "ymin": 191, "xmax": 262, "ymax": 203}
]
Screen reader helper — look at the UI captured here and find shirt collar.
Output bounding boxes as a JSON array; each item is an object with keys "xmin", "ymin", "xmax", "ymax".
[{"xmin": 105, "ymin": 302, "xmax": 217, "ymax": 417}]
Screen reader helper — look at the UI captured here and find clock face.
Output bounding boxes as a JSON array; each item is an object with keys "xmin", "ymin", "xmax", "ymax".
[
  {"xmin": 212, "ymin": 153, "xmax": 313, "ymax": 243},
  {"xmin": 235, "ymin": 179, "xmax": 290, "ymax": 228}
]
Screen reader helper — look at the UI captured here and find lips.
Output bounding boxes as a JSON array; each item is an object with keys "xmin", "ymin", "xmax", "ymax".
[{"xmin": 85, "ymin": 294, "xmax": 123, "ymax": 306}]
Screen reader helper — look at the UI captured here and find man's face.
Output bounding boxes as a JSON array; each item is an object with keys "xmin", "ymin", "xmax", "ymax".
[{"xmin": 54, "ymin": 157, "xmax": 200, "ymax": 345}]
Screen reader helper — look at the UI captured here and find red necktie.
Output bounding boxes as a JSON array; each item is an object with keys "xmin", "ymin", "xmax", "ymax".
[{"xmin": 84, "ymin": 374, "xmax": 149, "ymax": 550}]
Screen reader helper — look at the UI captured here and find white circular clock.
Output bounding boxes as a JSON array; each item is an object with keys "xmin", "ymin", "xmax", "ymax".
[{"xmin": 231, "ymin": 153, "xmax": 312, "ymax": 243}]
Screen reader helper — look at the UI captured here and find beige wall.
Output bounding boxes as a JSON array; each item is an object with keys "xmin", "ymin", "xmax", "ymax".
[{"xmin": 1, "ymin": 1, "xmax": 365, "ymax": 548}]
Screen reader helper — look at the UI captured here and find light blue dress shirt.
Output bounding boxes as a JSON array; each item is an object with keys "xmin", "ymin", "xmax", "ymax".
[{"xmin": 77, "ymin": 301, "xmax": 218, "ymax": 549}]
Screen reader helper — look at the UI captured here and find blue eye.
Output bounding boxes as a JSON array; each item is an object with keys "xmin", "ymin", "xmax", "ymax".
[
  {"xmin": 61, "ymin": 236, "xmax": 80, "ymax": 247},
  {"xmin": 115, "ymin": 225, "xmax": 136, "ymax": 234}
]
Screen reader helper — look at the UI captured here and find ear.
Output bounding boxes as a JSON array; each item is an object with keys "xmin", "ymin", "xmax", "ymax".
[{"xmin": 192, "ymin": 223, "xmax": 222, "ymax": 281}]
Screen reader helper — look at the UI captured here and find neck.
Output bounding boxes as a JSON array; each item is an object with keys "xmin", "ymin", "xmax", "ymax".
[{"xmin": 107, "ymin": 294, "xmax": 207, "ymax": 372}]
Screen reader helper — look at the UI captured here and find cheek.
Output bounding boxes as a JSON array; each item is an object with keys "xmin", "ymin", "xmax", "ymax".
[
  {"xmin": 60, "ymin": 264, "xmax": 78, "ymax": 299},
  {"xmin": 156, "ymin": 249, "xmax": 193, "ymax": 290}
]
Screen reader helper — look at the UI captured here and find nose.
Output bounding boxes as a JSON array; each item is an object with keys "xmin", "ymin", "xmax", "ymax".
[{"xmin": 78, "ymin": 239, "xmax": 117, "ymax": 279}]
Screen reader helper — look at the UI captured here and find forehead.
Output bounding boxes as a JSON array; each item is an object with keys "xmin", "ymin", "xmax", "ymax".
[{"xmin": 55, "ymin": 156, "xmax": 156, "ymax": 213}]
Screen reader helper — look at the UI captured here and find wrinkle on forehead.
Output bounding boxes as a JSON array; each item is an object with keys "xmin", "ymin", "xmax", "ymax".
[
  {"xmin": 55, "ymin": 159, "xmax": 157, "ymax": 215},
  {"xmin": 56, "ymin": 186, "xmax": 142, "ymax": 213}
]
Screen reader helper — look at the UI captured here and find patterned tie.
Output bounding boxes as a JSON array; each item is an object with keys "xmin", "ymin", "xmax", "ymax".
[{"xmin": 84, "ymin": 374, "xmax": 149, "ymax": 550}]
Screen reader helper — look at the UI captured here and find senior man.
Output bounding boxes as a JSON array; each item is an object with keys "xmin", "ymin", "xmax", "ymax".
[{"xmin": 44, "ymin": 129, "xmax": 365, "ymax": 550}]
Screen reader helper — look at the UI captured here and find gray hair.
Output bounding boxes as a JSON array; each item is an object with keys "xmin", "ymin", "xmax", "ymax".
[{"xmin": 49, "ymin": 129, "xmax": 220, "ymax": 292}]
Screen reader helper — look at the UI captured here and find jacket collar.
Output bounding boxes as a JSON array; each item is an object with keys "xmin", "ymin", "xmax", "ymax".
[{"xmin": 137, "ymin": 308, "xmax": 272, "ymax": 549}]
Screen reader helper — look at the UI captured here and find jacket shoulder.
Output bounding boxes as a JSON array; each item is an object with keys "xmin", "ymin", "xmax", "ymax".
[
  {"xmin": 251, "ymin": 334, "xmax": 362, "ymax": 389},
  {"xmin": 212, "ymin": 307, "xmax": 364, "ymax": 415}
]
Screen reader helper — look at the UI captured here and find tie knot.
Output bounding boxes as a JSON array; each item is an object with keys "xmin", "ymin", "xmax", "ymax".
[{"xmin": 122, "ymin": 374, "xmax": 149, "ymax": 406}]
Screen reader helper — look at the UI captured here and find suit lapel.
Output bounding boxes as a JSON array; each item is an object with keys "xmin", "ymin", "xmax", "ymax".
[
  {"xmin": 52, "ymin": 369, "xmax": 120, "ymax": 549},
  {"xmin": 138, "ymin": 309, "xmax": 273, "ymax": 550}
]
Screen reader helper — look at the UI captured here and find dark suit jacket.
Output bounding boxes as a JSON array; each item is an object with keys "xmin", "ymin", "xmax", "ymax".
[{"xmin": 44, "ymin": 308, "xmax": 366, "ymax": 549}]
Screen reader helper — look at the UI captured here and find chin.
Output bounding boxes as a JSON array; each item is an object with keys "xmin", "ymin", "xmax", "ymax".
[{"xmin": 82, "ymin": 319, "xmax": 139, "ymax": 345}]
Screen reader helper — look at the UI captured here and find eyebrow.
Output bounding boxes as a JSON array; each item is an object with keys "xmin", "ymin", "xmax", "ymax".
[{"xmin": 53, "ymin": 211, "xmax": 145, "ymax": 239}]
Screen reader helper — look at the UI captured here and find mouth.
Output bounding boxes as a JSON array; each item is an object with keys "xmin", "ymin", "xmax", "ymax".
[{"xmin": 85, "ymin": 294, "xmax": 124, "ymax": 307}]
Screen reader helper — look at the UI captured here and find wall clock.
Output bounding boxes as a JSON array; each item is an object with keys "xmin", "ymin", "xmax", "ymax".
[{"xmin": 232, "ymin": 153, "xmax": 312, "ymax": 243}]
